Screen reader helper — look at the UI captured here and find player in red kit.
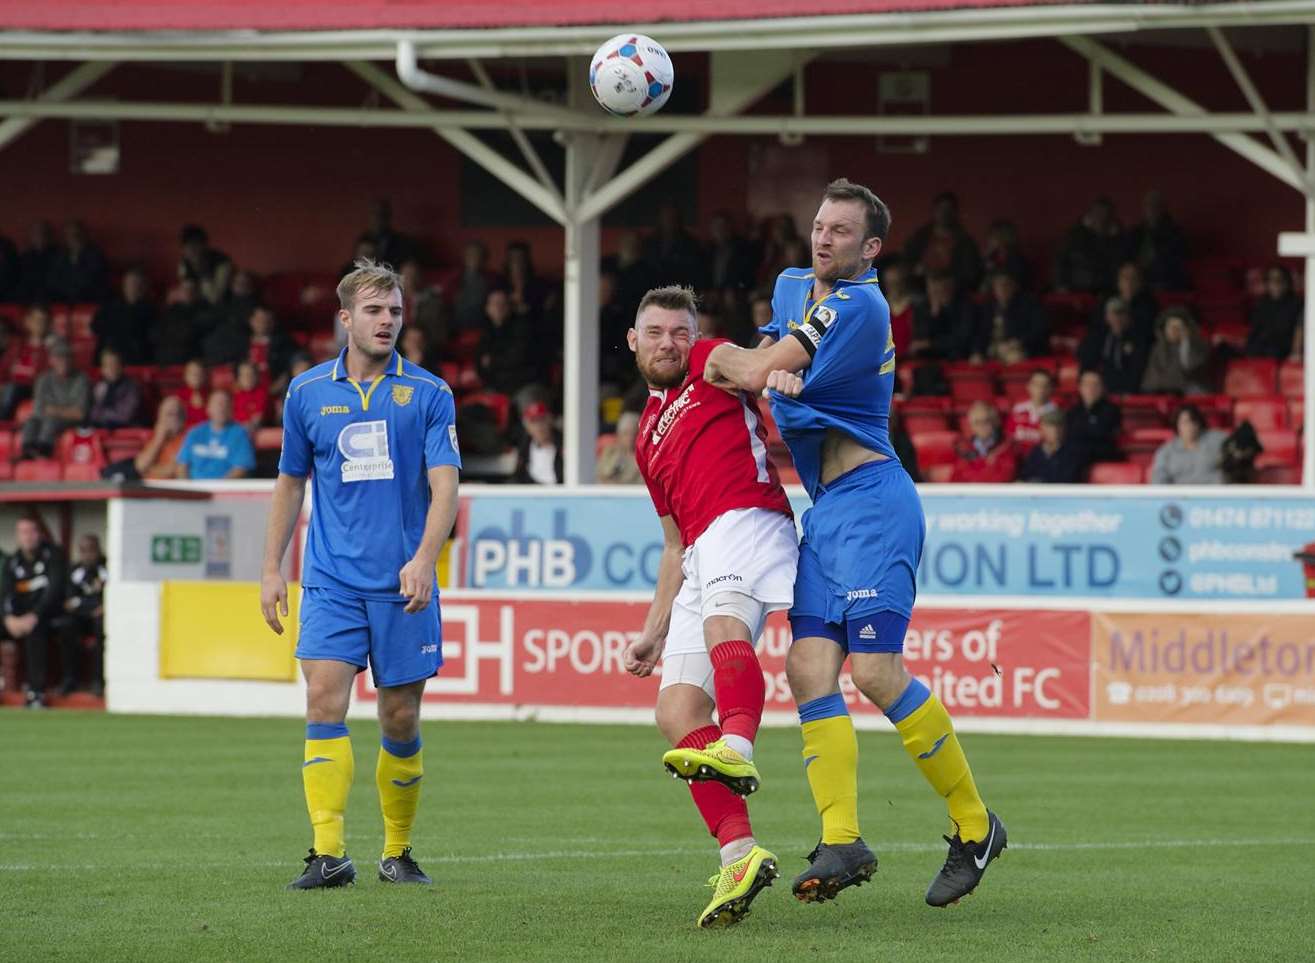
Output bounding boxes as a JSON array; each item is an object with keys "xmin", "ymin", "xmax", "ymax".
[{"xmin": 622, "ymin": 285, "xmax": 799, "ymax": 928}]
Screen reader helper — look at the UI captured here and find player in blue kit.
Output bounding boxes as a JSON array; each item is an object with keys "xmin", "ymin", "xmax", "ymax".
[
  {"xmin": 703, "ymin": 180, "xmax": 1006, "ymax": 908},
  {"xmin": 260, "ymin": 259, "xmax": 461, "ymax": 890}
]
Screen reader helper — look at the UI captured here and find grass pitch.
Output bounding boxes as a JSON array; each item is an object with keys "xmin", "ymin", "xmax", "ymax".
[{"xmin": 2, "ymin": 713, "xmax": 1309, "ymax": 962}]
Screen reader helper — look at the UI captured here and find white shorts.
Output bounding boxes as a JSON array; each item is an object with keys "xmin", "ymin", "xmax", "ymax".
[{"xmin": 659, "ymin": 508, "xmax": 799, "ymax": 697}]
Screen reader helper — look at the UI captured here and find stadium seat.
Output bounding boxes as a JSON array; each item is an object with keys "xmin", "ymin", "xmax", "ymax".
[
  {"xmin": 1203, "ymin": 319, "xmax": 1249, "ymax": 351},
  {"xmin": 911, "ymin": 429, "xmax": 958, "ymax": 468},
  {"xmin": 69, "ymin": 303, "xmax": 97, "ymax": 338},
  {"xmin": 924, "ymin": 463, "xmax": 954, "ymax": 483},
  {"xmin": 949, "ymin": 378, "xmax": 996, "ymax": 403},
  {"xmin": 900, "ymin": 396, "xmax": 951, "ymax": 416},
  {"xmin": 0, "ymin": 428, "xmax": 13, "ymax": 462},
  {"xmin": 1256, "ymin": 429, "xmax": 1300, "ymax": 467},
  {"xmin": 0, "ymin": 461, "xmax": 11, "ymax": 481},
  {"xmin": 1289, "ymin": 398, "xmax": 1304, "ymax": 432},
  {"xmin": 110, "ymin": 427, "xmax": 153, "ymax": 445},
  {"xmin": 1257, "ymin": 465, "xmax": 1302, "ymax": 485},
  {"xmin": 62, "ymin": 462, "xmax": 102, "ymax": 482},
  {"xmin": 903, "ymin": 412, "xmax": 949, "ymax": 434},
  {"xmin": 1223, "ymin": 359, "xmax": 1279, "ymax": 397},
  {"xmin": 1090, "ymin": 461, "xmax": 1145, "ymax": 485},
  {"xmin": 14, "ymin": 459, "xmax": 63, "ymax": 482},
  {"xmin": 461, "ymin": 391, "xmax": 511, "ymax": 431},
  {"xmin": 254, "ymin": 427, "xmax": 284, "ymax": 451},
  {"xmin": 1233, "ymin": 397, "xmax": 1288, "ymax": 431},
  {"xmin": 209, "ymin": 366, "xmax": 236, "ymax": 390},
  {"xmin": 1279, "ymin": 361, "xmax": 1304, "ymax": 397}
]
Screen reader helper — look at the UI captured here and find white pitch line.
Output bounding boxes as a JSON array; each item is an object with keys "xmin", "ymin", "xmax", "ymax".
[{"xmin": 0, "ymin": 837, "xmax": 1310, "ymax": 872}]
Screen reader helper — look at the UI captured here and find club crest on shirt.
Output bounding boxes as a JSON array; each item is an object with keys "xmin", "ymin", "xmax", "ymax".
[{"xmin": 392, "ymin": 385, "xmax": 414, "ymax": 407}]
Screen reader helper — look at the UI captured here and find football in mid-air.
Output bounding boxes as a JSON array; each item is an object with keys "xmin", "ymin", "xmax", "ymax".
[{"xmin": 589, "ymin": 33, "xmax": 674, "ymax": 116}]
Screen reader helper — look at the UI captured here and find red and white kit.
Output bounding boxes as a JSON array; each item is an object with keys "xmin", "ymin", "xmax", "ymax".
[{"xmin": 636, "ymin": 338, "xmax": 799, "ymax": 695}]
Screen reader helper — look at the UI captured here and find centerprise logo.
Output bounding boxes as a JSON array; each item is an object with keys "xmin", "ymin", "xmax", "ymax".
[{"xmin": 338, "ymin": 420, "xmax": 394, "ymax": 482}]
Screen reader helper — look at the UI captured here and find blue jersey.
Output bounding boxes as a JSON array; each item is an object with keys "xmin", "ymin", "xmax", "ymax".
[
  {"xmin": 759, "ymin": 266, "xmax": 898, "ymax": 499},
  {"xmin": 278, "ymin": 348, "xmax": 461, "ymax": 600},
  {"xmin": 177, "ymin": 422, "xmax": 256, "ymax": 479}
]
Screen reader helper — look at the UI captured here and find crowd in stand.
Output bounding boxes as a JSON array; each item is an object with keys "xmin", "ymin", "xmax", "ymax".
[{"xmin": 0, "ymin": 188, "xmax": 1306, "ymax": 488}]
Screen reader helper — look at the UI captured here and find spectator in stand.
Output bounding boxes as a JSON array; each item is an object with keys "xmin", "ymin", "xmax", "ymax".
[
  {"xmin": 909, "ymin": 271, "xmax": 975, "ymax": 360},
  {"xmin": 879, "ymin": 259, "xmax": 918, "ymax": 360},
  {"xmin": 596, "ymin": 411, "xmax": 643, "ymax": 484},
  {"xmin": 505, "ymin": 240, "xmax": 553, "ymax": 323},
  {"xmin": 203, "ymin": 304, "xmax": 295, "ymax": 383},
  {"xmin": 1018, "ymin": 410, "xmax": 1088, "ymax": 483},
  {"xmin": 1101, "ymin": 261, "xmax": 1159, "ymax": 346},
  {"xmin": 122, "ymin": 396, "xmax": 188, "ymax": 480},
  {"xmin": 88, "ymin": 348, "xmax": 142, "ymax": 430},
  {"xmin": 448, "ymin": 240, "xmax": 500, "ymax": 333},
  {"xmin": 341, "ymin": 234, "xmax": 378, "ymax": 280},
  {"xmin": 52, "ymin": 533, "xmax": 108, "ymax": 697},
  {"xmin": 152, "ymin": 276, "xmax": 207, "ymax": 365},
  {"xmin": 20, "ymin": 341, "xmax": 89, "ymax": 459},
  {"xmin": 220, "ymin": 269, "xmax": 261, "ymax": 334},
  {"xmin": 1142, "ymin": 306, "xmax": 1213, "ymax": 395},
  {"xmin": 475, "ymin": 288, "xmax": 535, "ymax": 394},
  {"xmin": 0, "ymin": 515, "xmax": 68, "ymax": 708},
  {"xmin": 272, "ymin": 352, "xmax": 314, "ymax": 423},
  {"xmin": 1005, "ymin": 369, "xmax": 1058, "ymax": 451},
  {"xmin": 905, "ymin": 191, "xmax": 983, "ymax": 291},
  {"xmin": 399, "ymin": 327, "xmax": 432, "ymax": 371},
  {"xmin": 175, "ymin": 359, "xmax": 209, "ymax": 427},
  {"xmin": 512, "ymin": 400, "xmax": 562, "ymax": 485},
  {"xmin": 1245, "ymin": 265, "xmax": 1303, "ymax": 360},
  {"xmin": 1079, "ymin": 298, "xmax": 1149, "ymax": 395},
  {"xmin": 1127, "ymin": 189, "xmax": 1189, "ymax": 292},
  {"xmin": 644, "ymin": 201, "xmax": 705, "ymax": 289},
  {"xmin": 398, "ymin": 259, "xmax": 447, "ymax": 355},
  {"xmin": 92, "ymin": 266, "xmax": 154, "ymax": 364},
  {"xmin": 757, "ymin": 213, "xmax": 801, "ymax": 285},
  {"xmin": 46, "ymin": 220, "xmax": 109, "ymax": 303},
  {"xmin": 231, "ymin": 360, "xmax": 269, "ymax": 431},
  {"xmin": 889, "ymin": 407, "xmax": 922, "ymax": 483},
  {"xmin": 362, "ymin": 198, "xmax": 415, "ymax": 268},
  {"xmin": 1150, "ymin": 404, "xmax": 1225, "ymax": 484},
  {"xmin": 178, "ymin": 224, "xmax": 232, "ymax": 305},
  {"xmin": 599, "ymin": 270, "xmax": 634, "ymax": 386},
  {"xmin": 972, "ymin": 269, "xmax": 1048, "ymax": 363},
  {"xmin": 0, "ymin": 229, "xmax": 18, "ymax": 300},
  {"xmin": 176, "ymin": 389, "xmax": 255, "ymax": 480},
  {"xmin": 1055, "ymin": 196, "xmax": 1125, "ymax": 294},
  {"xmin": 980, "ymin": 219, "xmax": 1029, "ymax": 291},
  {"xmin": 749, "ymin": 290, "xmax": 773, "ymax": 335},
  {"xmin": 604, "ymin": 231, "xmax": 658, "ymax": 322},
  {"xmin": 1066, "ymin": 369, "xmax": 1123, "ymax": 463},
  {"xmin": 706, "ymin": 211, "xmax": 758, "ymax": 294},
  {"xmin": 950, "ymin": 400, "xmax": 1018, "ymax": 482},
  {"xmin": 0, "ymin": 304, "xmax": 55, "ymax": 419},
  {"xmin": 16, "ymin": 221, "xmax": 58, "ymax": 303}
]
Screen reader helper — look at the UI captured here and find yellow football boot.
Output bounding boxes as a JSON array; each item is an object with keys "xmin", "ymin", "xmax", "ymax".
[
  {"xmin": 662, "ymin": 738, "xmax": 761, "ymax": 796},
  {"xmin": 697, "ymin": 846, "xmax": 779, "ymax": 928}
]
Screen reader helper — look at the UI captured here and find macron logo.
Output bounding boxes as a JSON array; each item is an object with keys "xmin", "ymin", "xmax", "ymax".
[{"xmin": 858, "ymin": 624, "xmax": 877, "ymax": 640}]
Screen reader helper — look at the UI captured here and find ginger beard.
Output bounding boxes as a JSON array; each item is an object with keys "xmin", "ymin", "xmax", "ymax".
[{"xmin": 629, "ymin": 307, "xmax": 695, "ymax": 390}]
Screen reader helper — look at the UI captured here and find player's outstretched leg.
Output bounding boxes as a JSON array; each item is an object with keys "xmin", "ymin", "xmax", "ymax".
[
  {"xmin": 674, "ymin": 724, "xmax": 778, "ymax": 927},
  {"xmin": 376, "ymin": 735, "xmax": 432, "ymax": 884},
  {"xmin": 879, "ymin": 675, "xmax": 1004, "ymax": 906},
  {"xmin": 290, "ymin": 722, "xmax": 357, "ymax": 890},
  {"xmin": 662, "ymin": 638, "xmax": 765, "ymax": 795}
]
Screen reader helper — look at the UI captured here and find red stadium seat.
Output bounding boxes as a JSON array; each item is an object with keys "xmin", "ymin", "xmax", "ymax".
[
  {"xmin": 0, "ymin": 428, "xmax": 13, "ymax": 462},
  {"xmin": 924, "ymin": 463, "xmax": 954, "ymax": 483},
  {"xmin": 1223, "ymin": 359, "xmax": 1279, "ymax": 397},
  {"xmin": 911, "ymin": 429, "xmax": 958, "ymax": 468},
  {"xmin": 1289, "ymin": 398, "xmax": 1304, "ymax": 432},
  {"xmin": 209, "ymin": 366, "xmax": 236, "ymax": 390},
  {"xmin": 13, "ymin": 398, "xmax": 35, "ymax": 423},
  {"xmin": 254, "ymin": 427, "xmax": 284, "ymax": 451},
  {"xmin": 1279, "ymin": 361, "xmax": 1304, "ymax": 397},
  {"xmin": 903, "ymin": 413, "xmax": 949, "ymax": 434},
  {"xmin": 1256, "ymin": 429, "xmax": 1300, "ymax": 467},
  {"xmin": 1090, "ymin": 461, "xmax": 1145, "ymax": 485},
  {"xmin": 461, "ymin": 391, "xmax": 511, "ymax": 431},
  {"xmin": 0, "ymin": 461, "xmax": 11, "ymax": 481},
  {"xmin": 1233, "ymin": 397, "xmax": 1288, "ymax": 431},
  {"xmin": 69, "ymin": 303, "xmax": 97, "ymax": 338},
  {"xmin": 900, "ymin": 396, "xmax": 951, "ymax": 416},
  {"xmin": 62, "ymin": 462, "xmax": 102, "ymax": 481},
  {"xmin": 14, "ymin": 459, "xmax": 63, "ymax": 482},
  {"xmin": 949, "ymin": 378, "xmax": 997, "ymax": 403},
  {"xmin": 110, "ymin": 427, "xmax": 153, "ymax": 445},
  {"xmin": 1257, "ymin": 465, "xmax": 1302, "ymax": 485}
]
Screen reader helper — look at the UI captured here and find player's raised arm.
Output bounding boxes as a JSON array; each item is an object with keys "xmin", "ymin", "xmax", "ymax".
[
  {"xmin": 625, "ymin": 514, "xmax": 683, "ymax": 677},
  {"xmin": 261, "ymin": 473, "xmax": 307, "ymax": 634},
  {"xmin": 398, "ymin": 465, "xmax": 459, "ymax": 614}
]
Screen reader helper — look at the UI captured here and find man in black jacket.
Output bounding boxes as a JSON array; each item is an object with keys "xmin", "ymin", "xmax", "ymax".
[
  {"xmin": 1, "ymin": 516, "xmax": 68, "ymax": 708},
  {"xmin": 1065, "ymin": 369, "xmax": 1123, "ymax": 464},
  {"xmin": 52, "ymin": 533, "xmax": 108, "ymax": 697},
  {"xmin": 1019, "ymin": 411, "xmax": 1089, "ymax": 483},
  {"xmin": 1078, "ymin": 298, "xmax": 1149, "ymax": 395}
]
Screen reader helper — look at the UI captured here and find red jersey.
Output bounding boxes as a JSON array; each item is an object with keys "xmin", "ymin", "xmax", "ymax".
[
  {"xmin": 5, "ymin": 340, "xmax": 49, "ymax": 386},
  {"xmin": 635, "ymin": 338, "xmax": 792, "ymax": 547},
  {"xmin": 1005, "ymin": 399, "xmax": 1057, "ymax": 452},
  {"xmin": 232, "ymin": 386, "xmax": 269, "ymax": 426}
]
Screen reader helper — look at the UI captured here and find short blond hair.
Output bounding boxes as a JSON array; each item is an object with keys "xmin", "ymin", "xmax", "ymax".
[{"xmin": 337, "ymin": 257, "xmax": 403, "ymax": 312}]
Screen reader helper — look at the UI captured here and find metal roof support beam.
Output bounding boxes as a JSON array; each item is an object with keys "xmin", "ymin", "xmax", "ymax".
[
  {"xmin": 1207, "ymin": 26, "xmax": 1312, "ymax": 193},
  {"xmin": 1060, "ymin": 34, "xmax": 1304, "ymax": 193},
  {"xmin": 0, "ymin": 60, "xmax": 115, "ymax": 154},
  {"xmin": 346, "ymin": 60, "xmax": 568, "ymax": 225},
  {"xmin": 577, "ymin": 48, "xmax": 807, "ymax": 223},
  {"xmin": 466, "ymin": 58, "xmax": 561, "ymax": 202}
]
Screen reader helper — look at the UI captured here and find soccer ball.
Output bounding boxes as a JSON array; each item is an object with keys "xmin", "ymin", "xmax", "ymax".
[{"xmin": 589, "ymin": 34, "xmax": 674, "ymax": 117}]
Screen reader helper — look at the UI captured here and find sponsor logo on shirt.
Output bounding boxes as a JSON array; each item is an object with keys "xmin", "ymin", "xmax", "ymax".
[
  {"xmin": 705, "ymin": 573, "xmax": 744, "ymax": 588},
  {"xmin": 650, "ymin": 382, "xmax": 700, "ymax": 447},
  {"xmin": 320, "ymin": 404, "xmax": 350, "ymax": 416},
  {"xmin": 192, "ymin": 440, "xmax": 231, "ymax": 460},
  {"xmin": 338, "ymin": 420, "xmax": 395, "ymax": 482}
]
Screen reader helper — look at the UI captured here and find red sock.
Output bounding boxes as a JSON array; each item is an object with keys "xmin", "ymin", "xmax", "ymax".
[
  {"xmin": 678, "ymin": 725, "xmax": 751, "ymax": 846},
  {"xmin": 710, "ymin": 640, "xmax": 765, "ymax": 745}
]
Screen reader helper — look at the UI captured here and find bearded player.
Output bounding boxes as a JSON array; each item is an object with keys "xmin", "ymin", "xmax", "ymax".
[
  {"xmin": 702, "ymin": 180, "xmax": 1006, "ymax": 907},
  {"xmin": 622, "ymin": 285, "xmax": 798, "ymax": 928}
]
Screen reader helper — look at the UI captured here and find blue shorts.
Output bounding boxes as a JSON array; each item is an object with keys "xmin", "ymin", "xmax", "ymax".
[
  {"xmin": 789, "ymin": 458, "xmax": 925, "ymax": 653},
  {"xmin": 296, "ymin": 586, "xmax": 443, "ymax": 688}
]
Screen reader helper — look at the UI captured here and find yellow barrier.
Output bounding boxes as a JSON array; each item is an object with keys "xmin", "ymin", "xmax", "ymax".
[{"xmin": 159, "ymin": 581, "xmax": 300, "ymax": 682}]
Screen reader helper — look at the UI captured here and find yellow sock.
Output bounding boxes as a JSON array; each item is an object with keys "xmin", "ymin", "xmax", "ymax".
[
  {"xmin": 377, "ymin": 736, "xmax": 423, "ymax": 859},
  {"xmin": 798, "ymin": 693, "xmax": 860, "ymax": 844},
  {"xmin": 888, "ymin": 681, "xmax": 989, "ymax": 843},
  {"xmin": 302, "ymin": 724, "xmax": 354, "ymax": 858}
]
